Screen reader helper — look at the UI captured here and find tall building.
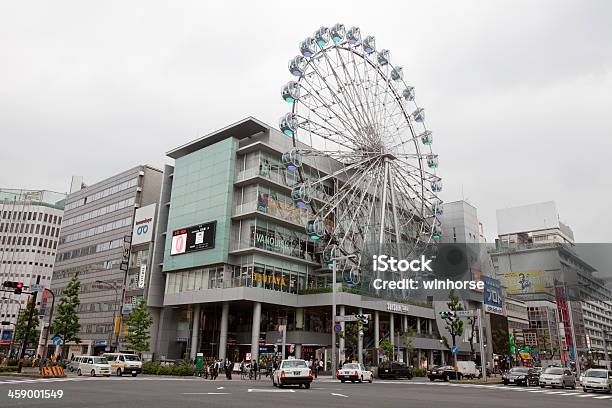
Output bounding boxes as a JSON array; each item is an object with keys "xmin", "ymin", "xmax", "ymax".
[
  {"xmin": 491, "ymin": 201, "xmax": 610, "ymax": 366},
  {"xmin": 147, "ymin": 117, "xmax": 462, "ymax": 368},
  {"xmin": 0, "ymin": 189, "xmax": 66, "ymax": 352},
  {"xmin": 44, "ymin": 166, "xmax": 162, "ymax": 357}
]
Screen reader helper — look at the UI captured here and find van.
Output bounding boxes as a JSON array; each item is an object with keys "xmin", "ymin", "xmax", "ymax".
[
  {"xmin": 456, "ymin": 361, "xmax": 479, "ymax": 379},
  {"xmin": 102, "ymin": 353, "xmax": 142, "ymax": 377},
  {"xmin": 77, "ymin": 356, "xmax": 111, "ymax": 377}
]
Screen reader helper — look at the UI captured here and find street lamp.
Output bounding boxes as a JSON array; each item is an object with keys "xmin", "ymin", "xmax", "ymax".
[{"xmin": 95, "ymin": 280, "xmax": 120, "ymax": 352}]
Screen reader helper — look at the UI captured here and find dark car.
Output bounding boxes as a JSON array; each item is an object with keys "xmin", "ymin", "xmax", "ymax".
[
  {"xmin": 378, "ymin": 362, "xmax": 413, "ymax": 379},
  {"xmin": 502, "ymin": 367, "xmax": 540, "ymax": 386},
  {"xmin": 428, "ymin": 365, "xmax": 462, "ymax": 381}
]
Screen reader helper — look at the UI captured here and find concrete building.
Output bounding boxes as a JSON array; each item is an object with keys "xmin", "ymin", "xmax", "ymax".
[
  {"xmin": 491, "ymin": 201, "xmax": 609, "ymax": 366},
  {"xmin": 44, "ymin": 166, "xmax": 162, "ymax": 357},
  {"xmin": 0, "ymin": 189, "xmax": 66, "ymax": 352},
  {"xmin": 147, "ymin": 117, "xmax": 464, "ymax": 369}
]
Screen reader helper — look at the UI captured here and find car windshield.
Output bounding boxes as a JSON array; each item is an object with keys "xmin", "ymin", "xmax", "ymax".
[
  {"xmin": 544, "ymin": 367, "xmax": 564, "ymax": 375},
  {"xmin": 93, "ymin": 357, "xmax": 108, "ymax": 364},
  {"xmin": 282, "ymin": 360, "xmax": 307, "ymax": 369},
  {"xmin": 509, "ymin": 367, "xmax": 529, "ymax": 374},
  {"xmin": 124, "ymin": 355, "xmax": 140, "ymax": 361},
  {"xmin": 585, "ymin": 370, "xmax": 608, "ymax": 378},
  {"xmin": 343, "ymin": 364, "xmax": 360, "ymax": 370}
]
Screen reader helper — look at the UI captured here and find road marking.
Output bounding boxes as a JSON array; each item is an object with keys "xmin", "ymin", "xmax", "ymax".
[
  {"xmin": 183, "ymin": 392, "xmax": 231, "ymax": 395},
  {"xmin": 528, "ymin": 390, "xmax": 547, "ymax": 393},
  {"xmin": 248, "ymin": 389, "xmax": 295, "ymax": 393},
  {"xmin": 573, "ymin": 394, "xmax": 594, "ymax": 397},
  {"xmin": 593, "ymin": 396, "xmax": 612, "ymax": 399},
  {"xmin": 331, "ymin": 393, "xmax": 349, "ymax": 398},
  {"xmin": 217, "ymin": 386, "xmax": 224, "ymax": 389},
  {"xmin": 547, "ymin": 391, "xmax": 569, "ymax": 394},
  {"xmin": 559, "ymin": 392, "xmax": 580, "ymax": 395}
]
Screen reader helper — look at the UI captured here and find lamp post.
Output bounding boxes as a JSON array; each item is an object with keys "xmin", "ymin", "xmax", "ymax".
[
  {"xmin": 95, "ymin": 280, "xmax": 120, "ymax": 352},
  {"xmin": 41, "ymin": 288, "xmax": 55, "ymax": 358}
]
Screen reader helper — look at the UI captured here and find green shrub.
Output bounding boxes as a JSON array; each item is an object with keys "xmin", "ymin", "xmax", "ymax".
[
  {"xmin": 0, "ymin": 366, "xmax": 18, "ymax": 373},
  {"xmin": 412, "ymin": 368, "xmax": 427, "ymax": 377},
  {"xmin": 156, "ymin": 365, "xmax": 174, "ymax": 376},
  {"xmin": 172, "ymin": 364, "xmax": 194, "ymax": 376},
  {"xmin": 142, "ymin": 362, "xmax": 160, "ymax": 375}
]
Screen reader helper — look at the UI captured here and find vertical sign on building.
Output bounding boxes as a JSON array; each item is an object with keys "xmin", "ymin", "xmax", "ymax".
[
  {"xmin": 131, "ymin": 204, "xmax": 156, "ymax": 245},
  {"xmin": 483, "ymin": 276, "xmax": 503, "ymax": 314}
]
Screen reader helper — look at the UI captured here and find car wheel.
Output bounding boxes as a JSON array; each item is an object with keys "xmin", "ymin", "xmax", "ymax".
[
  {"xmin": 540, "ymin": 385, "xmax": 545, "ymax": 388},
  {"xmin": 272, "ymin": 378, "xmax": 277, "ymax": 387},
  {"xmin": 116, "ymin": 368, "xmax": 122, "ymax": 377},
  {"xmin": 91, "ymin": 370, "xmax": 96, "ymax": 377},
  {"xmin": 444, "ymin": 375, "xmax": 449, "ymax": 382},
  {"xmin": 457, "ymin": 374, "xmax": 462, "ymax": 381},
  {"xmin": 105, "ymin": 375, "xmax": 110, "ymax": 378},
  {"xmin": 77, "ymin": 369, "xmax": 82, "ymax": 376},
  {"xmin": 607, "ymin": 387, "xmax": 611, "ymax": 394},
  {"xmin": 583, "ymin": 388, "xmax": 589, "ymax": 393},
  {"xmin": 131, "ymin": 372, "xmax": 137, "ymax": 377},
  {"xmin": 341, "ymin": 379, "xmax": 345, "ymax": 383},
  {"xmin": 359, "ymin": 376, "xmax": 363, "ymax": 383},
  {"xmin": 429, "ymin": 377, "xmax": 434, "ymax": 382},
  {"xmin": 369, "ymin": 376, "xmax": 373, "ymax": 383},
  {"xmin": 305, "ymin": 383, "xmax": 310, "ymax": 389}
]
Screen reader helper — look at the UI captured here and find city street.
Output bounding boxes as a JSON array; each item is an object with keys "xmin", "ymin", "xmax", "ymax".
[{"xmin": 2, "ymin": 376, "xmax": 612, "ymax": 407}]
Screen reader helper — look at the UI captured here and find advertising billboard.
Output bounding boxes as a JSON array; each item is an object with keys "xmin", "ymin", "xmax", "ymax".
[
  {"xmin": 483, "ymin": 276, "xmax": 503, "ymax": 313},
  {"xmin": 131, "ymin": 204, "xmax": 156, "ymax": 245},
  {"xmin": 171, "ymin": 221, "xmax": 217, "ymax": 255},
  {"xmin": 498, "ymin": 270, "xmax": 552, "ymax": 295}
]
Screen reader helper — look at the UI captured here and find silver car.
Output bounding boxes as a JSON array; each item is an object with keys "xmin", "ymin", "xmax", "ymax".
[
  {"xmin": 582, "ymin": 369, "xmax": 612, "ymax": 393},
  {"xmin": 539, "ymin": 367, "xmax": 576, "ymax": 389}
]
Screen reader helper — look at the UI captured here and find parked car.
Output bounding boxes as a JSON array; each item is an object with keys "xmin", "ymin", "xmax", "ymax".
[
  {"xmin": 67, "ymin": 355, "xmax": 83, "ymax": 372},
  {"xmin": 337, "ymin": 363, "xmax": 374, "ymax": 383},
  {"xmin": 378, "ymin": 362, "xmax": 413, "ymax": 379},
  {"xmin": 582, "ymin": 369, "xmax": 612, "ymax": 393},
  {"xmin": 428, "ymin": 365, "xmax": 461, "ymax": 381},
  {"xmin": 539, "ymin": 366, "xmax": 576, "ymax": 389},
  {"xmin": 502, "ymin": 367, "xmax": 540, "ymax": 386}
]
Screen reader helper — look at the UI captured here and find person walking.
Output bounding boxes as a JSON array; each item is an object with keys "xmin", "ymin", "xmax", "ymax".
[
  {"xmin": 225, "ymin": 359, "xmax": 232, "ymax": 380},
  {"xmin": 252, "ymin": 359, "xmax": 258, "ymax": 380},
  {"xmin": 313, "ymin": 358, "xmax": 319, "ymax": 378},
  {"xmin": 212, "ymin": 359, "xmax": 219, "ymax": 380}
]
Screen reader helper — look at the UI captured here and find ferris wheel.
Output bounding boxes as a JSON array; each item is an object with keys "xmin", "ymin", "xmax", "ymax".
[{"xmin": 278, "ymin": 24, "xmax": 442, "ymax": 285}]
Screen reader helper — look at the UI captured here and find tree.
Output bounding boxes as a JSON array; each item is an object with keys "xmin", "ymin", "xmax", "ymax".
[
  {"xmin": 124, "ymin": 299, "xmax": 153, "ymax": 354},
  {"xmin": 378, "ymin": 339, "xmax": 394, "ymax": 361},
  {"xmin": 342, "ymin": 321, "xmax": 368, "ymax": 361},
  {"xmin": 53, "ymin": 273, "xmax": 81, "ymax": 355},
  {"xmin": 402, "ymin": 325, "xmax": 415, "ymax": 365},
  {"xmin": 467, "ymin": 316, "xmax": 477, "ymax": 361},
  {"xmin": 14, "ymin": 299, "xmax": 40, "ymax": 350},
  {"xmin": 443, "ymin": 290, "xmax": 464, "ymax": 366}
]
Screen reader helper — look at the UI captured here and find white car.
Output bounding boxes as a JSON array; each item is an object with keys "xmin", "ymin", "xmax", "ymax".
[
  {"xmin": 272, "ymin": 359, "xmax": 313, "ymax": 389},
  {"xmin": 539, "ymin": 366, "xmax": 576, "ymax": 389},
  {"xmin": 582, "ymin": 369, "xmax": 612, "ymax": 393},
  {"xmin": 102, "ymin": 353, "xmax": 142, "ymax": 377},
  {"xmin": 336, "ymin": 363, "xmax": 373, "ymax": 383},
  {"xmin": 77, "ymin": 356, "xmax": 111, "ymax": 377}
]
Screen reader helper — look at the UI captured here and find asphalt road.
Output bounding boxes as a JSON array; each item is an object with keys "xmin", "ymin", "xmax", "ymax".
[{"xmin": 1, "ymin": 375, "xmax": 612, "ymax": 408}]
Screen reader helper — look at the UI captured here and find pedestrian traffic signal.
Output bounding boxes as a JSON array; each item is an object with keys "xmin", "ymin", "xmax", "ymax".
[
  {"xmin": 2, "ymin": 281, "xmax": 24, "ymax": 294},
  {"xmin": 439, "ymin": 311, "xmax": 456, "ymax": 320}
]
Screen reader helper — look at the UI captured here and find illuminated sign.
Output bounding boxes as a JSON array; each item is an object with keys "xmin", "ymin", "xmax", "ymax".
[{"xmin": 171, "ymin": 221, "xmax": 216, "ymax": 255}]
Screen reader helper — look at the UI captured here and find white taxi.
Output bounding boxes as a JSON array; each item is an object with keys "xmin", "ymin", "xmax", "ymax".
[
  {"xmin": 272, "ymin": 358, "xmax": 313, "ymax": 389},
  {"xmin": 336, "ymin": 362, "xmax": 373, "ymax": 383}
]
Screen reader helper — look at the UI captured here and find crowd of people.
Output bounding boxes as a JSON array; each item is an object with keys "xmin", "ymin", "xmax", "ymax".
[{"xmin": 194, "ymin": 356, "xmax": 324, "ymax": 380}]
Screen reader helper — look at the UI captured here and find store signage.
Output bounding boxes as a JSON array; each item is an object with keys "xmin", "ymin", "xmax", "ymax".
[
  {"xmin": 386, "ymin": 302, "xmax": 409, "ymax": 314},
  {"xmin": 252, "ymin": 271, "xmax": 288, "ymax": 287},
  {"xmin": 131, "ymin": 204, "xmax": 156, "ymax": 245},
  {"xmin": 171, "ymin": 221, "xmax": 217, "ymax": 255},
  {"xmin": 254, "ymin": 231, "xmax": 291, "ymax": 252},
  {"xmin": 138, "ymin": 264, "xmax": 146, "ymax": 288}
]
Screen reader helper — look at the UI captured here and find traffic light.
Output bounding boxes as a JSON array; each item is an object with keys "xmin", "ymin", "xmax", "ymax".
[
  {"xmin": 355, "ymin": 314, "xmax": 369, "ymax": 325},
  {"xmin": 439, "ymin": 311, "xmax": 456, "ymax": 321},
  {"xmin": 2, "ymin": 281, "xmax": 24, "ymax": 294}
]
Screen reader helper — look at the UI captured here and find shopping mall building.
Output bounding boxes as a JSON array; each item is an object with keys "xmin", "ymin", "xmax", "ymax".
[{"xmin": 146, "ymin": 117, "xmax": 473, "ymax": 368}]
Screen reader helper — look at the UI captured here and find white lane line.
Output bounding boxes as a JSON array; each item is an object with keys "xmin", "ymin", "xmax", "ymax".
[
  {"xmin": 528, "ymin": 390, "xmax": 547, "ymax": 393},
  {"xmin": 593, "ymin": 396, "xmax": 612, "ymax": 399},
  {"xmin": 547, "ymin": 391, "xmax": 569, "ymax": 394},
  {"xmin": 559, "ymin": 392, "xmax": 581, "ymax": 395},
  {"xmin": 331, "ymin": 393, "xmax": 349, "ymax": 398},
  {"xmin": 217, "ymin": 386, "xmax": 224, "ymax": 389},
  {"xmin": 573, "ymin": 394, "xmax": 594, "ymax": 397},
  {"xmin": 183, "ymin": 392, "xmax": 231, "ymax": 395},
  {"xmin": 248, "ymin": 389, "xmax": 295, "ymax": 393}
]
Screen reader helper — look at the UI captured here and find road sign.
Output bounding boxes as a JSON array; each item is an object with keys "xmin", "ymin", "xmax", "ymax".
[
  {"xmin": 334, "ymin": 324, "xmax": 342, "ymax": 334},
  {"xmin": 455, "ymin": 310, "xmax": 475, "ymax": 318},
  {"xmin": 30, "ymin": 283, "xmax": 45, "ymax": 292},
  {"xmin": 378, "ymin": 348, "xmax": 385, "ymax": 356},
  {"xmin": 451, "ymin": 346, "xmax": 459, "ymax": 355},
  {"xmin": 52, "ymin": 336, "xmax": 62, "ymax": 346}
]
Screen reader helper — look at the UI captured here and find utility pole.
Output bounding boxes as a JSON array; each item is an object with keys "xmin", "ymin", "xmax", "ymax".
[
  {"xmin": 42, "ymin": 288, "xmax": 55, "ymax": 358},
  {"xmin": 478, "ymin": 309, "xmax": 487, "ymax": 382},
  {"xmin": 17, "ymin": 276, "xmax": 40, "ymax": 373}
]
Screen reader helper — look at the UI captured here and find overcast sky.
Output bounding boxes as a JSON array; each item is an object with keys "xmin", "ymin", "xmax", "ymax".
[{"xmin": 0, "ymin": 0, "xmax": 610, "ymax": 242}]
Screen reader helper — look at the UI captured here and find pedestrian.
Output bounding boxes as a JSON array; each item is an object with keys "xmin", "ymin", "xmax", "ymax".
[
  {"xmin": 252, "ymin": 359, "xmax": 258, "ymax": 380},
  {"xmin": 226, "ymin": 359, "xmax": 232, "ymax": 380},
  {"xmin": 318, "ymin": 359, "xmax": 323, "ymax": 375},
  {"xmin": 211, "ymin": 359, "xmax": 218, "ymax": 380},
  {"xmin": 313, "ymin": 358, "xmax": 318, "ymax": 378}
]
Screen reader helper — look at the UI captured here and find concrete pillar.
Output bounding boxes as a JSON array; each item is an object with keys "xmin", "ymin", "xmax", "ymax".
[
  {"xmin": 429, "ymin": 349, "xmax": 434, "ymax": 368},
  {"xmin": 402, "ymin": 315, "xmax": 408, "ymax": 333},
  {"xmin": 428, "ymin": 319, "xmax": 432, "ymax": 335},
  {"xmin": 374, "ymin": 311, "xmax": 380, "ymax": 364},
  {"xmin": 218, "ymin": 302, "xmax": 229, "ymax": 361},
  {"xmin": 295, "ymin": 344, "xmax": 302, "ymax": 359},
  {"xmin": 358, "ymin": 308, "xmax": 364, "ymax": 364},
  {"xmin": 86, "ymin": 341, "xmax": 93, "ymax": 356},
  {"xmin": 441, "ymin": 350, "xmax": 446, "ymax": 365},
  {"xmin": 339, "ymin": 305, "xmax": 345, "ymax": 363},
  {"xmin": 190, "ymin": 304, "xmax": 201, "ymax": 361},
  {"xmin": 417, "ymin": 317, "xmax": 421, "ymax": 334},
  {"xmin": 389, "ymin": 313, "xmax": 395, "ymax": 361},
  {"xmin": 417, "ymin": 349, "xmax": 422, "ymax": 367},
  {"xmin": 250, "ymin": 302, "xmax": 261, "ymax": 363}
]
